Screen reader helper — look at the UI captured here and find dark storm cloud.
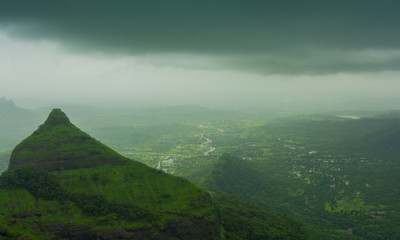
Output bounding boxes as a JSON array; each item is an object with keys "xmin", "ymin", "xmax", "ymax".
[{"xmin": 1, "ymin": 0, "xmax": 400, "ymax": 74}]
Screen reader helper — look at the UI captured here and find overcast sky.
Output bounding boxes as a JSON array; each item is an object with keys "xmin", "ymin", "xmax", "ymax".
[{"xmin": 1, "ymin": 0, "xmax": 400, "ymax": 110}]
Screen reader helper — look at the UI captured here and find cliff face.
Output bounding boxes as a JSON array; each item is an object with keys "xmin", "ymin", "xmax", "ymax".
[{"xmin": 8, "ymin": 108, "xmax": 131, "ymax": 171}]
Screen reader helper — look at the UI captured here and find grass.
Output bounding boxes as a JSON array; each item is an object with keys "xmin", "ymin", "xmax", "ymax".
[
  {"xmin": 60, "ymin": 164, "xmax": 213, "ymax": 216},
  {"xmin": 9, "ymin": 116, "xmax": 131, "ymax": 171},
  {"xmin": 325, "ymin": 197, "xmax": 377, "ymax": 214},
  {"xmin": 0, "ymin": 162, "xmax": 219, "ymax": 237}
]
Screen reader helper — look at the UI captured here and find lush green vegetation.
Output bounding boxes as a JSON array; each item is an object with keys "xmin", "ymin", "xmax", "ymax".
[
  {"xmin": 0, "ymin": 109, "xmax": 222, "ymax": 239},
  {"xmin": 196, "ymin": 117, "xmax": 400, "ymax": 239},
  {"xmin": 1, "ymin": 104, "xmax": 400, "ymax": 239},
  {"xmin": 200, "ymin": 153, "xmax": 309, "ymax": 239},
  {"xmin": 0, "ymin": 169, "xmax": 63, "ymax": 200},
  {"xmin": 213, "ymin": 193, "xmax": 308, "ymax": 240},
  {"xmin": 9, "ymin": 109, "xmax": 131, "ymax": 171},
  {"xmin": 0, "ymin": 161, "xmax": 221, "ymax": 239},
  {"xmin": 82, "ymin": 108, "xmax": 400, "ymax": 239}
]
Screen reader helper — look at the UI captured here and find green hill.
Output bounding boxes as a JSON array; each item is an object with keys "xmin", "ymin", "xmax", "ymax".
[
  {"xmin": 0, "ymin": 109, "xmax": 221, "ymax": 239},
  {"xmin": 201, "ymin": 153, "xmax": 309, "ymax": 240},
  {"xmin": 8, "ymin": 109, "xmax": 131, "ymax": 171}
]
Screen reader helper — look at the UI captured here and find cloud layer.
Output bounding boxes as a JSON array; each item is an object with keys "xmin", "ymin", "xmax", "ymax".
[{"xmin": 1, "ymin": 0, "xmax": 400, "ymax": 74}]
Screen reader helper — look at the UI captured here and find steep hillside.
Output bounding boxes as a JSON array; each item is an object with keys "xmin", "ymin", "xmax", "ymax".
[{"xmin": 0, "ymin": 109, "xmax": 221, "ymax": 239}]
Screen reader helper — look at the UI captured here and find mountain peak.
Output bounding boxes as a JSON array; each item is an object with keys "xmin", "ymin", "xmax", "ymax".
[
  {"xmin": 43, "ymin": 108, "xmax": 71, "ymax": 126},
  {"xmin": 0, "ymin": 97, "xmax": 17, "ymax": 110},
  {"xmin": 8, "ymin": 109, "xmax": 130, "ymax": 171}
]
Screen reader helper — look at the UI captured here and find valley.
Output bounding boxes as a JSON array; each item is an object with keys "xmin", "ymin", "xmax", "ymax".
[
  {"xmin": 83, "ymin": 109, "xmax": 400, "ymax": 239},
  {"xmin": 0, "ymin": 103, "xmax": 399, "ymax": 239}
]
